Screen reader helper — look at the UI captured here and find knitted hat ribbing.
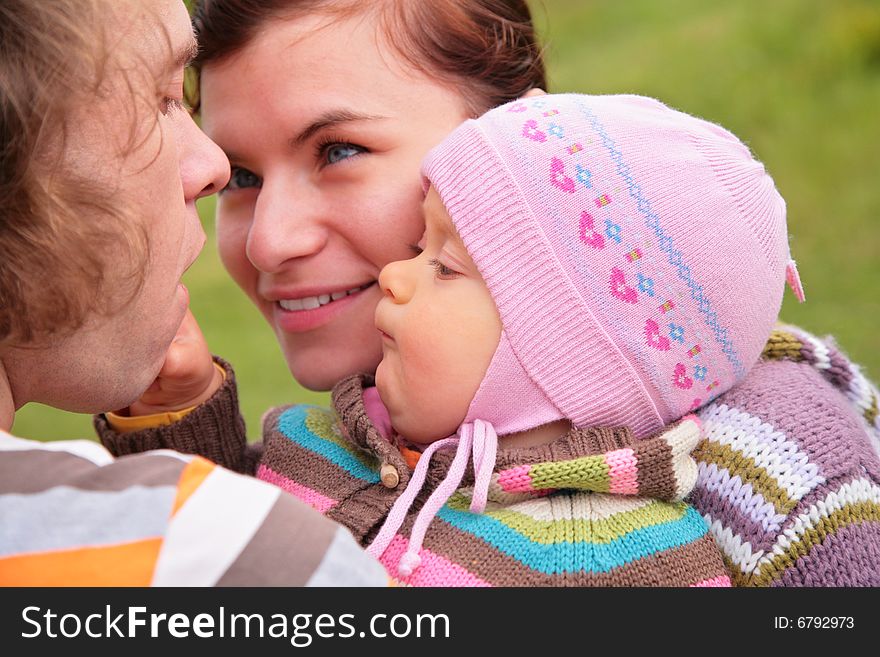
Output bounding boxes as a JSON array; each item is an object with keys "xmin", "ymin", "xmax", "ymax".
[{"xmin": 422, "ymin": 94, "xmax": 794, "ymax": 437}]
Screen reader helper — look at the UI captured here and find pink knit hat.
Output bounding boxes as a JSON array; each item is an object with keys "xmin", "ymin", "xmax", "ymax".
[{"xmin": 422, "ymin": 94, "xmax": 802, "ymax": 438}]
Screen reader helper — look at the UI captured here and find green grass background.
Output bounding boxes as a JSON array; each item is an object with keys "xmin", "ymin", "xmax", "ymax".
[{"xmin": 13, "ymin": 0, "xmax": 879, "ymax": 441}]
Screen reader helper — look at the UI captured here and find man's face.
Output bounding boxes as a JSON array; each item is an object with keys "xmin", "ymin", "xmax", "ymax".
[{"xmin": 10, "ymin": 0, "xmax": 229, "ymax": 413}]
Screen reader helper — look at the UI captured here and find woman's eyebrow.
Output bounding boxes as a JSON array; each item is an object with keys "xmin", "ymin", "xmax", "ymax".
[{"xmin": 289, "ymin": 109, "xmax": 386, "ymax": 147}]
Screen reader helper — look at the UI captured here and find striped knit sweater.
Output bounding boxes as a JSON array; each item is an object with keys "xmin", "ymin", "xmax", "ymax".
[
  {"xmin": 96, "ymin": 325, "xmax": 880, "ymax": 586},
  {"xmin": 691, "ymin": 325, "xmax": 880, "ymax": 586},
  {"xmin": 0, "ymin": 432, "xmax": 387, "ymax": 586},
  {"xmin": 257, "ymin": 375, "xmax": 730, "ymax": 587}
]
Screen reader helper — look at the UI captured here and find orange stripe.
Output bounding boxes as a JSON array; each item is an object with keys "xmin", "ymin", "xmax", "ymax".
[
  {"xmin": 0, "ymin": 539, "xmax": 162, "ymax": 586},
  {"xmin": 399, "ymin": 446, "xmax": 421, "ymax": 471},
  {"xmin": 171, "ymin": 457, "xmax": 215, "ymax": 516}
]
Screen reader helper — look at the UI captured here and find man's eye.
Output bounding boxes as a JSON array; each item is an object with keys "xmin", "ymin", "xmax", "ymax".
[
  {"xmin": 320, "ymin": 142, "xmax": 366, "ymax": 165},
  {"xmin": 160, "ymin": 97, "xmax": 185, "ymax": 116},
  {"xmin": 224, "ymin": 167, "xmax": 262, "ymax": 192}
]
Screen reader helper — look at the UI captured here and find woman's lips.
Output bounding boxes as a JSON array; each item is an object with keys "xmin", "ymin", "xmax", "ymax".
[
  {"xmin": 277, "ymin": 282, "xmax": 373, "ymax": 311},
  {"xmin": 273, "ymin": 281, "xmax": 377, "ymax": 333}
]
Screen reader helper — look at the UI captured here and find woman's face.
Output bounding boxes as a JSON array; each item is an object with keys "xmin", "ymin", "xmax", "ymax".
[{"xmin": 200, "ymin": 14, "xmax": 471, "ymax": 390}]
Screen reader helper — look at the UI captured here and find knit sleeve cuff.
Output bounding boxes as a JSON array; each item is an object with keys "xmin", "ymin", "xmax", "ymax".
[
  {"xmin": 93, "ymin": 356, "xmax": 254, "ymax": 474},
  {"xmin": 104, "ymin": 362, "xmax": 227, "ymax": 433}
]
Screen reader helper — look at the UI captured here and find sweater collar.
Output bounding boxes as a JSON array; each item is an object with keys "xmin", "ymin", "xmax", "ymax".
[{"xmin": 331, "ymin": 373, "xmax": 701, "ymax": 501}]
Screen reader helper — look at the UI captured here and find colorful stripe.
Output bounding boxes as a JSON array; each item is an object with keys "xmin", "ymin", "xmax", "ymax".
[
  {"xmin": 473, "ymin": 490, "xmax": 655, "ymax": 523},
  {"xmin": 435, "ymin": 501, "xmax": 709, "ymax": 574},
  {"xmin": 696, "ymin": 462, "xmax": 787, "ymax": 534},
  {"xmin": 496, "ymin": 421, "xmax": 699, "ymax": 500},
  {"xmin": 171, "ymin": 455, "xmax": 214, "ymax": 515},
  {"xmin": 763, "ymin": 325, "xmax": 880, "ymax": 441},
  {"xmin": 606, "ymin": 448, "xmax": 639, "ymax": 494},
  {"xmin": 698, "ymin": 402, "xmax": 824, "ymax": 500},
  {"xmin": 0, "ymin": 485, "xmax": 175, "ymax": 557},
  {"xmin": 380, "ymin": 535, "xmax": 491, "ymax": 587},
  {"xmin": 703, "ymin": 477, "xmax": 880, "ymax": 585},
  {"xmin": 447, "ymin": 493, "xmax": 691, "ymax": 544},
  {"xmin": 690, "ymin": 575, "xmax": 732, "ymax": 587},
  {"xmin": 695, "ymin": 442, "xmax": 795, "ymax": 514},
  {"xmin": 151, "ymin": 460, "xmax": 280, "ymax": 586},
  {"xmin": 258, "ymin": 465, "xmax": 338, "ymax": 513},
  {"xmin": 278, "ymin": 406, "xmax": 380, "ymax": 484},
  {"xmin": 0, "ymin": 539, "xmax": 163, "ymax": 586},
  {"xmin": 496, "ymin": 464, "xmax": 535, "ymax": 493}
]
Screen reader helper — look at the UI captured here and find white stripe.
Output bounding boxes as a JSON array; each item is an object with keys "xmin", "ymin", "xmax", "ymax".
[
  {"xmin": 697, "ymin": 462, "xmax": 786, "ymax": 532},
  {"xmin": 140, "ymin": 449, "xmax": 194, "ymax": 464},
  {"xmin": 797, "ymin": 329, "xmax": 832, "ymax": 370},
  {"xmin": 150, "ymin": 466, "xmax": 280, "ymax": 586},
  {"xmin": 306, "ymin": 527, "xmax": 387, "ymax": 587},
  {"xmin": 0, "ymin": 485, "xmax": 175, "ymax": 556},
  {"xmin": 0, "ymin": 431, "xmax": 113, "ymax": 466},
  {"xmin": 704, "ymin": 516, "xmax": 763, "ymax": 574},
  {"xmin": 757, "ymin": 477, "xmax": 880, "ymax": 570},
  {"xmin": 707, "ymin": 477, "xmax": 880, "ymax": 576},
  {"xmin": 699, "ymin": 403, "xmax": 823, "ymax": 499},
  {"xmin": 480, "ymin": 492, "xmax": 656, "ymax": 523}
]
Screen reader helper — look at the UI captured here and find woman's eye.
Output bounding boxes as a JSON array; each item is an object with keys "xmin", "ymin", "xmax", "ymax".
[
  {"xmin": 323, "ymin": 143, "xmax": 366, "ymax": 165},
  {"xmin": 224, "ymin": 166, "xmax": 262, "ymax": 192}
]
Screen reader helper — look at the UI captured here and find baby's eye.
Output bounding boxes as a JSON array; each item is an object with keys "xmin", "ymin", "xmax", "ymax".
[
  {"xmin": 224, "ymin": 166, "xmax": 262, "ymax": 192},
  {"xmin": 320, "ymin": 142, "xmax": 367, "ymax": 165},
  {"xmin": 428, "ymin": 258, "xmax": 459, "ymax": 279}
]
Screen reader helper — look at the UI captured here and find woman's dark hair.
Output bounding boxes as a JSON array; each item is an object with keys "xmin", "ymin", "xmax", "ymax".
[{"xmin": 190, "ymin": 0, "xmax": 546, "ymax": 116}]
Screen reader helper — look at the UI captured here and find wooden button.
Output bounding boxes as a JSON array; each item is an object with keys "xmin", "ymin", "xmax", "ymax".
[{"xmin": 380, "ymin": 463, "xmax": 399, "ymax": 489}]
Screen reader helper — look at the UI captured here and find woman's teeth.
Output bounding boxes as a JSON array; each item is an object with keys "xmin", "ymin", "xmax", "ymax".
[{"xmin": 279, "ymin": 283, "xmax": 372, "ymax": 311}]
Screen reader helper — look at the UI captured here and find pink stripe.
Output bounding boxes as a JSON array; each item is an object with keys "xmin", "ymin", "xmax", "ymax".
[
  {"xmin": 605, "ymin": 448, "xmax": 639, "ymax": 495},
  {"xmin": 257, "ymin": 465, "xmax": 338, "ymax": 514},
  {"xmin": 690, "ymin": 575, "xmax": 732, "ymax": 587},
  {"xmin": 497, "ymin": 464, "xmax": 533, "ymax": 492},
  {"xmin": 380, "ymin": 535, "xmax": 491, "ymax": 587}
]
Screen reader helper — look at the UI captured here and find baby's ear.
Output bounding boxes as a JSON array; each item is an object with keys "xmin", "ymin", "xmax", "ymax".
[{"xmin": 522, "ymin": 87, "xmax": 547, "ymax": 98}]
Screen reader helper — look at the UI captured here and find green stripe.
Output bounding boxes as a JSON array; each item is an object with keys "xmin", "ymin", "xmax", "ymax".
[
  {"xmin": 750, "ymin": 501, "xmax": 880, "ymax": 586},
  {"xmin": 527, "ymin": 454, "xmax": 610, "ymax": 492},
  {"xmin": 693, "ymin": 440, "xmax": 793, "ymax": 513},
  {"xmin": 446, "ymin": 492, "xmax": 690, "ymax": 544}
]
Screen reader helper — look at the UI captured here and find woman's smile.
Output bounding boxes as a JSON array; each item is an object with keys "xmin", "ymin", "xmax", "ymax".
[{"xmin": 271, "ymin": 281, "xmax": 380, "ymax": 334}]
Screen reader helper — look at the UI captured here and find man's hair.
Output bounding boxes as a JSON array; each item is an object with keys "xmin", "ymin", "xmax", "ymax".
[
  {"xmin": 189, "ymin": 0, "xmax": 547, "ymax": 117},
  {"xmin": 0, "ymin": 0, "xmax": 149, "ymax": 347}
]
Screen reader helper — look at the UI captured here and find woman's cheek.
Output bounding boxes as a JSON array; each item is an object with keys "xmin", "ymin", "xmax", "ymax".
[{"xmin": 216, "ymin": 209, "xmax": 257, "ymax": 294}]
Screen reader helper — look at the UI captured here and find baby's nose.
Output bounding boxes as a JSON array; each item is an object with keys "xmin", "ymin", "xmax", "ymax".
[{"xmin": 378, "ymin": 259, "xmax": 415, "ymax": 303}]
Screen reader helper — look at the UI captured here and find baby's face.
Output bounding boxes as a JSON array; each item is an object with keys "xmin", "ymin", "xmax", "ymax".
[{"xmin": 374, "ymin": 187, "xmax": 502, "ymax": 444}]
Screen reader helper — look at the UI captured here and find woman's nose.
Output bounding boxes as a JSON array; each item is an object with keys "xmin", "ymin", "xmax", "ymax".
[
  {"xmin": 245, "ymin": 178, "xmax": 329, "ymax": 274},
  {"xmin": 378, "ymin": 258, "xmax": 416, "ymax": 304}
]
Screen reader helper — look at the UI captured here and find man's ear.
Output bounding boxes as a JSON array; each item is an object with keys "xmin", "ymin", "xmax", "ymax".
[{"xmin": 522, "ymin": 88, "xmax": 547, "ymax": 98}]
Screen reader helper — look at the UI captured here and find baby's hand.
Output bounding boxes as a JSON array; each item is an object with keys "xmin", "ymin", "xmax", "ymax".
[{"xmin": 127, "ymin": 309, "xmax": 223, "ymax": 416}]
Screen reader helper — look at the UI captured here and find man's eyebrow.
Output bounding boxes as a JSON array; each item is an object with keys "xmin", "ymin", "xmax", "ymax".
[
  {"xmin": 173, "ymin": 35, "xmax": 199, "ymax": 69},
  {"xmin": 289, "ymin": 109, "xmax": 386, "ymax": 147}
]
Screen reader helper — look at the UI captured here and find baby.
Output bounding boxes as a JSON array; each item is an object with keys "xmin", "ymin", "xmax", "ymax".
[{"xmin": 271, "ymin": 93, "xmax": 800, "ymax": 585}]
